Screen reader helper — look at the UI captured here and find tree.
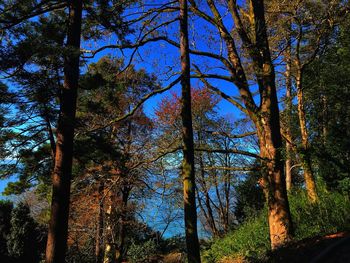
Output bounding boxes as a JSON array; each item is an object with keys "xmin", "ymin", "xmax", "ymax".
[
  {"xmin": 266, "ymin": 0, "xmax": 348, "ymax": 201},
  {"xmin": 44, "ymin": 2, "xmax": 83, "ymax": 262},
  {"xmin": 185, "ymin": 0, "xmax": 293, "ymax": 248},
  {"xmin": 0, "ymin": 200, "xmax": 13, "ymax": 262},
  {"xmin": 303, "ymin": 16, "xmax": 350, "ymax": 194},
  {"xmin": 179, "ymin": 0, "xmax": 201, "ymax": 261},
  {"xmin": 0, "ymin": 1, "xmax": 135, "ymax": 261},
  {"xmin": 7, "ymin": 202, "xmax": 46, "ymax": 263},
  {"xmin": 70, "ymin": 57, "xmax": 158, "ymax": 263},
  {"xmin": 155, "ymin": 88, "xmax": 259, "ymax": 237}
]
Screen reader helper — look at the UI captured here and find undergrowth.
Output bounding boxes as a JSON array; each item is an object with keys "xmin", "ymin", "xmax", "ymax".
[{"xmin": 202, "ymin": 186, "xmax": 350, "ymax": 262}]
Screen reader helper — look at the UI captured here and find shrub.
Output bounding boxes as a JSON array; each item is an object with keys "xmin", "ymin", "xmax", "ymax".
[
  {"xmin": 127, "ymin": 239, "xmax": 158, "ymax": 263},
  {"xmin": 202, "ymin": 211, "xmax": 269, "ymax": 262},
  {"xmin": 289, "ymin": 185, "xmax": 350, "ymax": 240}
]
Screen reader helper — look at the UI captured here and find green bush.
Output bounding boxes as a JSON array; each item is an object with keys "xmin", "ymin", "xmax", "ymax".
[
  {"xmin": 203, "ymin": 186, "xmax": 350, "ymax": 263},
  {"xmin": 127, "ymin": 239, "xmax": 158, "ymax": 263},
  {"xmin": 202, "ymin": 212, "xmax": 269, "ymax": 262},
  {"xmin": 289, "ymin": 185, "xmax": 350, "ymax": 240}
]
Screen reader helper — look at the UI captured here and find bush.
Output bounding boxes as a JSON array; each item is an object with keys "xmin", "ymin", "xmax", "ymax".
[
  {"xmin": 202, "ymin": 212, "xmax": 269, "ymax": 262},
  {"xmin": 289, "ymin": 185, "xmax": 350, "ymax": 240},
  {"xmin": 127, "ymin": 239, "xmax": 158, "ymax": 263},
  {"xmin": 7, "ymin": 202, "xmax": 46, "ymax": 263},
  {"xmin": 202, "ymin": 186, "xmax": 350, "ymax": 262}
]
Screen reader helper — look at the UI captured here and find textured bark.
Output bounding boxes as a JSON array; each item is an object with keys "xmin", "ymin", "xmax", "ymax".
[
  {"xmin": 179, "ymin": 0, "xmax": 201, "ymax": 262},
  {"xmin": 45, "ymin": 1, "xmax": 82, "ymax": 262},
  {"xmin": 103, "ymin": 192, "xmax": 116, "ymax": 263},
  {"xmin": 258, "ymin": 120, "xmax": 293, "ymax": 249},
  {"xmin": 115, "ymin": 187, "xmax": 130, "ymax": 263},
  {"xmin": 296, "ymin": 71, "xmax": 318, "ymax": 203},
  {"xmin": 285, "ymin": 36, "xmax": 293, "ymax": 192},
  {"xmin": 248, "ymin": 0, "xmax": 293, "ymax": 249},
  {"xmin": 95, "ymin": 181, "xmax": 104, "ymax": 263}
]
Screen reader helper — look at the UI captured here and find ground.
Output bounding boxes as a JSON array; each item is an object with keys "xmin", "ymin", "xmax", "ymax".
[{"xmin": 266, "ymin": 232, "xmax": 350, "ymax": 263}]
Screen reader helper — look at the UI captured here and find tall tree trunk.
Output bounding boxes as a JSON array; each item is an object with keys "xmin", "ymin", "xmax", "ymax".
[
  {"xmin": 257, "ymin": 120, "xmax": 293, "ymax": 249},
  {"xmin": 255, "ymin": 59, "xmax": 293, "ymax": 249},
  {"xmin": 179, "ymin": 0, "xmax": 201, "ymax": 262},
  {"xmin": 45, "ymin": 1, "xmax": 82, "ymax": 262},
  {"xmin": 285, "ymin": 35, "xmax": 293, "ymax": 192},
  {"xmin": 190, "ymin": 0, "xmax": 293, "ymax": 250},
  {"xmin": 252, "ymin": 0, "xmax": 293, "ymax": 249},
  {"xmin": 104, "ymin": 191, "xmax": 116, "ymax": 263},
  {"xmin": 115, "ymin": 187, "xmax": 130, "ymax": 263},
  {"xmin": 96, "ymin": 181, "xmax": 105, "ymax": 263},
  {"xmin": 296, "ymin": 70, "xmax": 318, "ymax": 203}
]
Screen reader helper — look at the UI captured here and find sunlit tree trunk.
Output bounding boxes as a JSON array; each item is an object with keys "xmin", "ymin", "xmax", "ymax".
[
  {"xmin": 103, "ymin": 191, "xmax": 116, "ymax": 263},
  {"xmin": 296, "ymin": 69, "xmax": 318, "ymax": 203},
  {"xmin": 189, "ymin": 0, "xmax": 293, "ymax": 249},
  {"xmin": 285, "ymin": 35, "xmax": 293, "ymax": 192},
  {"xmin": 245, "ymin": 0, "xmax": 293, "ymax": 249},
  {"xmin": 179, "ymin": 0, "xmax": 201, "ymax": 261},
  {"xmin": 45, "ymin": 1, "xmax": 82, "ymax": 262},
  {"xmin": 257, "ymin": 115, "xmax": 293, "ymax": 249},
  {"xmin": 95, "ymin": 181, "xmax": 104, "ymax": 263}
]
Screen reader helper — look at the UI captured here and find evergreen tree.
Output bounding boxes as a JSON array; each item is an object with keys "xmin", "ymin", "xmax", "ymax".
[
  {"xmin": 7, "ymin": 202, "xmax": 46, "ymax": 263},
  {"xmin": 304, "ymin": 17, "xmax": 350, "ymax": 193},
  {"xmin": 0, "ymin": 200, "xmax": 13, "ymax": 262}
]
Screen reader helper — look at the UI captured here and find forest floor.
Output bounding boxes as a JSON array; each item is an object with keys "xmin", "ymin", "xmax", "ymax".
[{"xmin": 265, "ymin": 231, "xmax": 350, "ymax": 263}]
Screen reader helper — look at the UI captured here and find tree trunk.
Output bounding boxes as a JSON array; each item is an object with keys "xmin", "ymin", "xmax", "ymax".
[
  {"xmin": 255, "ymin": 67, "xmax": 293, "ymax": 249},
  {"xmin": 252, "ymin": 0, "xmax": 293, "ymax": 249},
  {"xmin": 296, "ymin": 71, "xmax": 318, "ymax": 203},
  {"xmin": 255, "ymin": 77, "xmax": 294, "ymax": 247},
  {"xmin": 197, "ymin": 149, "xmax": 219, "ymax": 237},
  {"xmin": 115, "ymin": 187, "xmax": 130, "ymax": 263},
  {"xmin": 45, "ymin": 1, "xmax": 82, "ymax": 262},
  {"xmin": 104, "ymin": 192, "xmax": 116, "ymax": 263},
  {"xmin": 179, "ymin": 0, "xmax": 201, "ymax": 262},
  {"xmin": 96, "ymin": 181, "xmax": 104, "ymax": 263},
  {"xmin": 285, "ymin": 35, "xmax": 293, "ymax": 192},
  {"xmin": 258, "ymin": 123, "xmax": 293, "ymax": 249}
]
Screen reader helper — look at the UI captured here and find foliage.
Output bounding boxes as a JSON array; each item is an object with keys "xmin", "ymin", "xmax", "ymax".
[
  {"xmin": 127, "ymin": 239, "xmax": 158, "ymax": 263},
  {"xmin": 304, "ymin": 17, "xmax": 350, "ymax": 193},
  {"xmin": 0, "ymin": 200, "xmax": 13, "ymax": 261},
  {"xmin": 6, "ymin": 202, "xmax": 46, "ymax": 263},
  {"xmin": 66, "ymin": 238, "xmax": 96, "ymax": 263},
  {"xmin": 203, "ymin": 210, "xmax": 269, "ymax": 263},
  {"xmin": 203, "ymin": 186, "xmax": 350, "ymax": 262},
  {"xmin": 289, "ymin": 185, "xmax": 350, "ymax": 239},
  {"xmin": 159, "ymin": 235, "xmax": 187, "ymax": 254},
  {"xmin": 234, "ymin": 164, "xmax": 265, "ymax": 224}
]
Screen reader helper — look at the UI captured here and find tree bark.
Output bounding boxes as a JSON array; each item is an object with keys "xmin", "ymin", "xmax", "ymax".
[
  {"xmin": 248, "ymin": 0, "xmax": 294, "ymax": 249},
  {"xmin": 104, "ymin": 191, "xmax": 116, "ymax": 263},
  {"xmin": 285, "ymin": 35, "xmax": 293, "ymax": 192},
  {"xmin": 296, "ymin": 70, "xmax": 318, "ymax": 203},
  {"xmin": 179, "ymin": 0, "xmax": 201, "ymax": 262},
  {"xmin": 257, "ymin": 119, "xmax": 293, "ymax": 249},
  {"xmin": 45, "ymin": 1, "xmax": 82, "ymax": 262},
  {"xmin": 96, "ymin": 181, "xmax": 104, "ymax": 263},
  {"xmin": 115, "ymin": 187, "xmax": 130, "ymax": 263}
]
